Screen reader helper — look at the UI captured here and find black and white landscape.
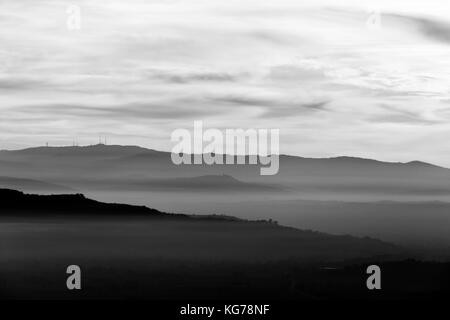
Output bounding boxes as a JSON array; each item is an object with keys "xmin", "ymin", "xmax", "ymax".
[
  {"xmin": 0, "ymin": 0, "xmax": 449, "ymax": 302},
  {"xmin": 0, "ymin": 145, "xmax": 449, "ymax": 299}
]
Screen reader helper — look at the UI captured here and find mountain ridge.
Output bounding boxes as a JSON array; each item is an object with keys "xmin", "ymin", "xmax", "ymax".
[{"xmin": 0, "ymin": 144, "xmax": 444, "ymax": 169}]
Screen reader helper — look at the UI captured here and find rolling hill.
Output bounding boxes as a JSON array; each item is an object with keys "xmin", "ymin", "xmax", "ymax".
[{"xmin": 1, "ymin": 144, "xmax": 450, "ymax": 255}]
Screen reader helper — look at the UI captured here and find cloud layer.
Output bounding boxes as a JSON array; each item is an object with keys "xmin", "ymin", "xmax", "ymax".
[{"xmin": 1, "ymin": 0, "xmax": 450, "ymax": 165}]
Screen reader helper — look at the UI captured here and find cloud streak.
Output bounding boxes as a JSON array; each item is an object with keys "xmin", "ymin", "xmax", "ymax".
[
  {"xmin": 388, "ymin": 14, "xmax": 450, "ymax": 44},
  {"xmin": 14, "ymin": 102, "xmax": 227, "ymax": 120},
  {"xmin": 1, "ymin": 0, "xmax": 450, "ymax": 166}
]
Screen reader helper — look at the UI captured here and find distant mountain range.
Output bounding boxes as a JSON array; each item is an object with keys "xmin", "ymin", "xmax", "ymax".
[{"xmin": 0, "ymin": 144, "xmax": 449, "ymax": 197}]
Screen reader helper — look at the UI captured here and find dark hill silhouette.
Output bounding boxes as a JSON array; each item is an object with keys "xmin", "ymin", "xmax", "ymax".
[
  {"xmin": 0, "ymin": 188, "xmax": 169, "ymax": 217},
  {"xmin": 0, "ymin": 188, "xmax": 266, "ymax": 222},
  {"xmin": 2, "ymin": 188, "xmax": 444, "ymax": 300},
  {"xmin": 0, "ymin": 188, "xmax": 403, "ymax": 258}
]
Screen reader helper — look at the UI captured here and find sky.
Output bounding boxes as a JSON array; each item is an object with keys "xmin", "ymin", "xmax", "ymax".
[{"xmin": 1, "ymin": 0, "xmax": 450, "ymax": 166}]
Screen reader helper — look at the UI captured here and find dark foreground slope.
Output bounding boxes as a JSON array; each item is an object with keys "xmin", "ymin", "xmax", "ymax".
[
  {"xmin": 0, "ymin": 189, "xmax": 401, "ymax": 261},
  {"xmin": 0, "ymin": 189, "xmax": 448, "ymax": 300},
  {"xmin": 0, "ymin": 188, "xmax": 170, "ymax": 217}
]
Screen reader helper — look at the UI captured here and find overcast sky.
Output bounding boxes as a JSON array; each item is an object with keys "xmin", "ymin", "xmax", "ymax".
[{"xmin": 1, "ymin": 0, "xmax": 450, "ymax": 165}]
